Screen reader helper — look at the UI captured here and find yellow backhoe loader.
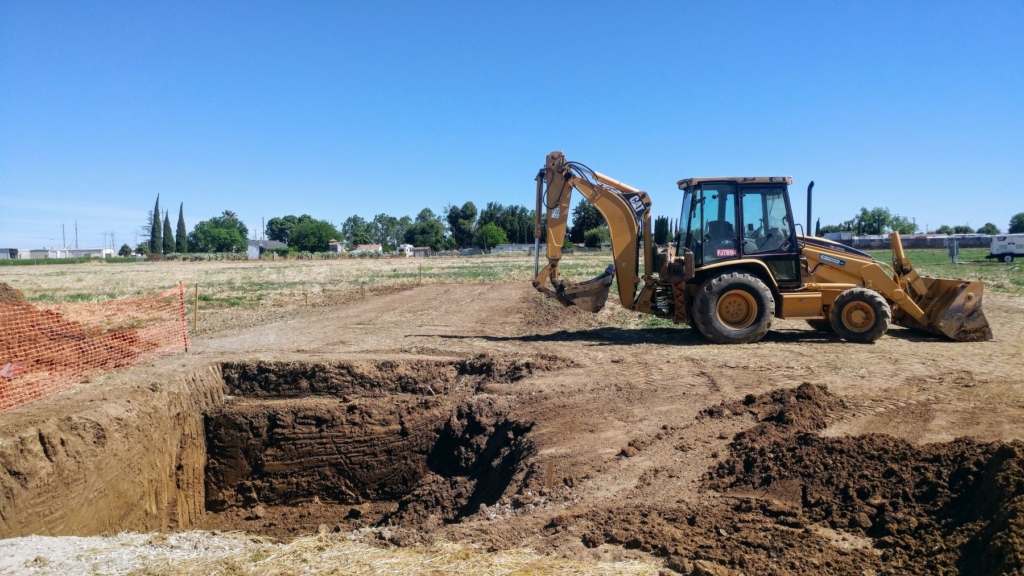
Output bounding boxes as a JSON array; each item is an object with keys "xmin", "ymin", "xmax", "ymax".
[{"xmin": 532, "ymin": 151, "xmax": 992, "ymax": 344}]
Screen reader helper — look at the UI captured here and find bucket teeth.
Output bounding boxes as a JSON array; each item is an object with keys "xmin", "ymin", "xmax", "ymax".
[{"xmin": 554, "ymin": 265, "xmax": 615, "ymax": 313}]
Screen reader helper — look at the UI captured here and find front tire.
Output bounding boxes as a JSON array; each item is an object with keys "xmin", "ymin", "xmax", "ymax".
[
  {"xmin": 693, "ymin": 272, "xmax": 775, "ymax": 344},
  {"xmin": 829, "ymin": 288, "xmax": 891, "ymax": 343},
  {"xmin": 1003, "ymin": 254, "xmax": 1015, "ymax": 263}
]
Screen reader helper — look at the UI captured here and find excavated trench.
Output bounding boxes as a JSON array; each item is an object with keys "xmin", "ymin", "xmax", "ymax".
[
  {"xmin": 201, "ymin": 358, "xmax": 540, "ymax": 536},
  {"xmin": 0, "ymin": 355, "xmax": 558, "ymax": 539}
]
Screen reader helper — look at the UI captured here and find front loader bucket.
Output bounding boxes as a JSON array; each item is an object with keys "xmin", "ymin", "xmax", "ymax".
[
  {"xmin": 896, "ymin": 278, "xmax": 993, "ymax": 342},
  {"xmin": 552, "ymin": 265, "xmax": 615, "ymax": 313}
]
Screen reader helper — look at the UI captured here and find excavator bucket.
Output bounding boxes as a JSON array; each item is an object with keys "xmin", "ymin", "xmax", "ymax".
[
  {"xmin": 896, "ymin": 277, "xmax": 993, "ymax": 342},
  {"xmin": 553, "ymin": 265, "xmax": 615, "ymax": 313}
]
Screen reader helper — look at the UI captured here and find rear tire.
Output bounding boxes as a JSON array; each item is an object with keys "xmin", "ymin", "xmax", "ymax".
[
  {"xmin": 1003, "ymin": 254, "xmax": 1015, "ymax": 263},
  {"xmin": 693, "ymin": 272, "xmax": 775, "ymax": 344},
  {"xmin": 805, "ymin": 319, "xmax": 833, "ymax": 332},
  {"xmin": 829, "ymin": 288, "xmax": 891, "ymax": 343}
]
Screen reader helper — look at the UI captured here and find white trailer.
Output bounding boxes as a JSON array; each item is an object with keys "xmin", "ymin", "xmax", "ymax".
[{"xmin": 986, "ymin": 234, "xmax": 1024, "ymax": 263}]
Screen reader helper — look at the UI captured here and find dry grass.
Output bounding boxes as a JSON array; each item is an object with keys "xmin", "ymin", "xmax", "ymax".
[
  {"xmin": 0, "ymin": 531, "xmax": 661, "ymax": 575},
  {"xmin": 134, "ymin": 534, "xmax": 660, "ymax": 576}
]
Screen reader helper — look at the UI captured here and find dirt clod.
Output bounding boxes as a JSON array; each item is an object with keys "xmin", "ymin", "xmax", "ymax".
[{"xmin": 0, "ymin": 283, "xmax": 26, "ymax": 303}]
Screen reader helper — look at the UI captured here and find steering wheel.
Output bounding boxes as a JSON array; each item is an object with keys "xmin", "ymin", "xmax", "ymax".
[{"xmin": 756, "ymin": 230, "xmax": 775, "ymax": 250}]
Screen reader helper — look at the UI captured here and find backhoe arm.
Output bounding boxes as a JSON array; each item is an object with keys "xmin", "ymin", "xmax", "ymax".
[{"xmin": 533, "ymin": 151, "xmax": 654, "ymax": 312}]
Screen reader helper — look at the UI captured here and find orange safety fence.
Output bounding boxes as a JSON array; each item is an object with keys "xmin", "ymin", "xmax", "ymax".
[{"xmin": 0, "ymin": 284, "xmax": 189, "ymax": 413}]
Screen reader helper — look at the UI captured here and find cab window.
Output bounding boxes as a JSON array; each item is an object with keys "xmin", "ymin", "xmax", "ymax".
[
  {"xmin": 741, "ymin": 187, "xmax": 792, "ymax": 254},
  {"xmin": 683, "ymin": 183, "xmax": 738, "ymax": 266}
]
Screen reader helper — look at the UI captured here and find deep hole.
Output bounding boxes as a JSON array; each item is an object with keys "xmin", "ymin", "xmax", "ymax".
[{"xmin": 202, "ymin": 358, "xmax": 539, "ymax": 537}]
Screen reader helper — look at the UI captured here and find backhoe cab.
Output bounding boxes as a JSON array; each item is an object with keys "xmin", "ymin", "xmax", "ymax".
[{"xmin": 532, "ymin": 151, "xmax": 992, "ymax": 344}]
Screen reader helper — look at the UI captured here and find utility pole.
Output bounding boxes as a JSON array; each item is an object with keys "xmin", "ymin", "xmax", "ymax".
[
  {"xmin": 75, "ymin": 221, "xmax": 79, "ymax": 249},
  {"xmin": 262, "ymin": 217, "xmax": 265, "ymax": 242},
  {"xmin": 63, "ymin": 224, "xmax": 66, "ymax": 249}
]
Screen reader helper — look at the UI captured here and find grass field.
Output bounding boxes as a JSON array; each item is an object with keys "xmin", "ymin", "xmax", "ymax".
[{"xmin": 3, "ymin": 248, "xmax": 1021, "ymax": 311}]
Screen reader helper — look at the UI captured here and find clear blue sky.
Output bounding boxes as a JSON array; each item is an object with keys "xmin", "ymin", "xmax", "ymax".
[{"xmin": 2, "ymin": 1, "xmax": 1022, "ymax": 249}]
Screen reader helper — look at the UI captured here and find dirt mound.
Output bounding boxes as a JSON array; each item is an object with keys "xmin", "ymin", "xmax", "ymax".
[
  {"xmin": 706, "ymin": 385, "xmax": 1024, "ymax": 575},
  {"xmin": 700, "ymin": 381, "xmax": 845, "ymax": 428},
  {"xmin": 538, "ymin": 384, "xmax": 1023, "ymax": 574},
  {"xmin": 0, "ymin": 283, "xmax": 25, "ymax": 303}
]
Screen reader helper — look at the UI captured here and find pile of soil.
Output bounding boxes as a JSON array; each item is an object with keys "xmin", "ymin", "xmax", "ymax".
[
  {"xmin": 0, "ymin": 282, "xmax": 26, "ymax": 303},
  {"xmin": 706, "ymin": 384, "xmax": 1024, "ymax": 575},
  {"xmin": 537, "ymin": 384, "xmax": 1023, "ymax": 574}
]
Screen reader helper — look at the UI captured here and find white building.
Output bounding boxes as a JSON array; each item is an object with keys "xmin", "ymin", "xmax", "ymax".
[{"xmin": 491, "ymin": 243, "xmax": 546, "ymax": 254}]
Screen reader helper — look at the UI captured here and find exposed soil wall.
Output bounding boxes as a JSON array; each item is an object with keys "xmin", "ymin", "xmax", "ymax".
[
  {"xmin": 206, "ymin": 358, "xmax": 541, "ymax": 526},
  {"xmin": 0, "ymin": 365, "xmax": 224, "ymax": 537},
  {"xmin": 205, "ymin": 394, "xmax": 459, "ymax": 510},
  {"xmin": 0, "ymin": 354, "xmax": 556, "ymax": 540}
]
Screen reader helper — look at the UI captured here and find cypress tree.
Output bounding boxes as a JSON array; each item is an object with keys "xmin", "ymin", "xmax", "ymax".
[
  {"xmin": 163, "ymin": 212, "xmax": 174, "ymax": 253},
  {"xmin": 150, "ymin": 195, "xmax": 162, "ymax": 253},
  {"xmin": 176, "ymin": 203, "xmax": 187, "ymax": 253}
]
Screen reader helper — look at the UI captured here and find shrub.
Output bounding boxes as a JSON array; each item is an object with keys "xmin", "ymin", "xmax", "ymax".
[{"xmin": 584, "ymin": 226, "xmax": 611, "ymax": 248}]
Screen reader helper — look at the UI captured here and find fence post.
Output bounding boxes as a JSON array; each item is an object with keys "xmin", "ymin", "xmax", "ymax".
[
  {"xmin": 193, "ymin": 284, "xmax": 199, "ymax": 332},
  {"xmin": 178, "ymin": 283, "xmax": 190, "ymax": 352}
]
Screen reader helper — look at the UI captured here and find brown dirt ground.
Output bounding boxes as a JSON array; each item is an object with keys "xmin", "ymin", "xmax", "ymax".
[{"xmin": 2, "ymin": 281, "xmax": 1024, "ymax": 574}]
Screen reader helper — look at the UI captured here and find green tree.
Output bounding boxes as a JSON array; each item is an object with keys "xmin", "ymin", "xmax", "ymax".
[
  {"xmin": 477, "ymin": 202, "xmax": 535, "ymax": 244},
  {"xmin": 1009, "ymin": 213, "xmax": 1024, "ymax": 234},
  {"xmin": 935, "ymin": 225, "xmax": 954, "ymax": 235},
  {"xmin": 341, "ymin": 215, "xmax": 376, "ymax": 248},
  {"xmin": 977, "ymin": 223, "xmax": 1000, "ymax": 235},
  {"xmin": 118, "ymin": 243, "xmax": 132, "ymax": 257},
  {"xmin": 264, "ymin": 214, "xmax": 296, "ymax": 242},
  {"xmin": 212, "ymin": 210, "xmax": 248, "ymax": 238},
  {"xmin": 135, "ymin": 242, "xmax": 149, "ymax": 255},
  {"xmin": 570, "ymin": 199, "xmax": 605, "ymax": 243},
  {"xmin": 844, "ymin": 207, "xmax": 916, "ymax": 235},
  {"xmin": 653, "ymin": 216, "xmax": 669, "ymax": 244},
  {"xmin": 952, "ymin": 225, "xmax": 975, "ymax": 234},
  {"xmin": 150, "ymin": 195, "xmax": 162, "ymax": 253},
  {"xmin": 446, "ymin": 202, "xmax": 478, "ymax": 248},
  {"xmin": 188, "ymin": 211, "xmax": 249, "ymax": 253},
  {"xmin": 176, "ymin": 203, "xmax": 187, "ymax": 253},
  {"xmin": 290, "ymin": 219, "xmax": 341, "ymax": 252},
  {"xmin": 584, "ymin": 226, "xmax": 611, "ymax": 248},
  {"xmin": 416, "ymin": 208, "xmax": 440, "ymax": 223},
  {"xmin": 162, "ymin": 213, "xmax": 174, "ymax": 253},
  {"xmin": 405, "ymin": 219, "xmax": 447, "ymax": 251},
  {"xmin": 371, "ymin": 213, "xmax": 401, "ymax": 251},
  {"xmin": 476, "ymin": 222, "xmax": 508, "ymax": 251},
  {"xmin": 817, "ymin": 224, "xmax": 846, "ymax": 235}
]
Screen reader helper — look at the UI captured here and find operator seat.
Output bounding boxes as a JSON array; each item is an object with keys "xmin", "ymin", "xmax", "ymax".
[
  {"xmin": 706, "ymin": 220, "xmax": 737, "ymax": 258},
  {"xmin": 707, "ymin": 220, "xmax": 735, "ymax": 242},
  {"xmin": 759, "ymin": 227, "xmax": 789, "ymax": 252}
]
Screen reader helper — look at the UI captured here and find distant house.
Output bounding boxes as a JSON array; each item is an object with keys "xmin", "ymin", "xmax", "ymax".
[
  {"xmin": 393, "ymin": 244, "xmax": 431, "ymax": 258},
  {"xmin": 328, "ymin": 240, "xmax": 346, "ymax": 254},
  {"xmin": 350, "ymin": 243, "xmax": 383, "ymax": 255},
  {"xmin": 247, "ymin": 240, "xmax": 288, "ymax": 260}
]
